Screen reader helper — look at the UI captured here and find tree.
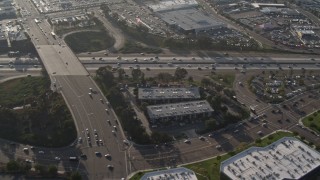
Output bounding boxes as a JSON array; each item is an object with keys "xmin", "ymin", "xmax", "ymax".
[
  {"xmin": 157, "ymin": 73, "xmax": 173, "ymax": 83},
  {"xmin": 132, "ymin": 69, "xmax": 143, "ymax": 81},
  {"xmin": 6, "ymin": 160, "xmax": 20, "ymax": 172},
  {"xmin": 70, "ymin": 171, "xmax": 82, "ymax": 180},
  {"xmin": 117, "ymin": 68, "xmax": 125, "ymax": 81},
  {"xmin": 48, "ymin": 165, "xmax": 58, "ymax": 177},
  {"xmin": 96, "ymin": 66, "xmax": 114, "ymax": 86},
  {"xmin": 34, "ymin": 164, "xmax": 47, "ymax": 175},
  {"xmin": 197, "ymin": 35, "xmax": 212, "ymax": 49},
  {"xmin": 174, "ymin": 68, "xmax": 188, "ymax": 81},
  {"xmin": 205, "ymin": 119, "xmax": 217, "ymax": 130},
  {"xmin": 151, "ymin": 132, "xmax": 173, "ymax": 144},
  {"xmin": 201, "ymin": 78, "xmax": 211, "ymax": 87},
  {"xmin": 188, "ymin": 76, "xmax": 193, "ymax": 82}
]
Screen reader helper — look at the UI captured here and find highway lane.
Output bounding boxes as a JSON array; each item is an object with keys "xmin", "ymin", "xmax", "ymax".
[
  {"xmin": 55, "ymin": 76, "xmax": 128, "ymax": 179},
  {"xmin": 1, "ymin": 66, "xmax": 320, "ymax": 175},
  {"xmin": 2, "ymin": 0, "xmax": 320, "ymax": 177},
  {"xmin": 16, "ymin": 0, "xmax": 130, "ymax": 179}
]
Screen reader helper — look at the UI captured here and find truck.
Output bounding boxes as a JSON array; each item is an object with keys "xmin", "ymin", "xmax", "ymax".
[
  {"xmin": 51, "ymin": 32, "xmax": 56, "ymax": 39},
  {"xmin": 250, "ymin": 106, "xmax": 256, "ymax": 113}
]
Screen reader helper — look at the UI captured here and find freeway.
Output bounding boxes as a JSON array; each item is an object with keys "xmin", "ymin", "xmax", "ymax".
[
  {"xmin": 0, "ymin": 1, "xmax": 318, "ymax": 179},
  {"xmin": 15, "ymin": 0, "xmax": 130, "ymax": 179}
]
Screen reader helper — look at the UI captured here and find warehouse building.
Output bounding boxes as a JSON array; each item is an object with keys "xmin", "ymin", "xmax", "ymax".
[
  {"xmin": 141, "ymin": 167, "xmax": 198, "ymax": 180},
  {"xmin": 148, "ymin": 0, "xmax": 224, "ymax": 35},
  {"xmin": 147, "ymin": 100, "xmax": 214, "ymax": 123},
  {"xmin": 138, "ymin": 87, "xmax": 200, "ymax": 104},
  {"xmin": 220, "ymin": 137, "xmax": 320, "ymax": 180},
  {"xmin": 158, "ymin": 8, "xmax": 225, "ymax": 35}
]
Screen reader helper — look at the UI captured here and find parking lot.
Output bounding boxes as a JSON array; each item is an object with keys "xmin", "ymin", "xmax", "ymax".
[{"xmin": 211, "ymin": 0, "xmax": 320, "ymax": 49}]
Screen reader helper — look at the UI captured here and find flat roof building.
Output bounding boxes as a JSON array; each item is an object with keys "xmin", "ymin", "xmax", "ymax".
[
  {"xmin": 147, "ymin": 100, "xmax": 213, "ymax": 123},
  {"xmin": 157, "ymin": 8, "xmax": 225, "ymax": 35},
  {"xmin": 251, "ymin": 3, "xmax": 285, "ymax": 9},
  {"xmin": 148, "ymin": 0, "xmax": 198, "ymax": 12},
  {"xmin": 220, "ymin": 137, "xmax": 320, "ymax": 180},
  {"xmin": 141, "ymin": 167, "xmax": 198, "ymax": 180},
  {"xmin": 138, "ymin": 87, "xmax": 200, "ymax": 103}
]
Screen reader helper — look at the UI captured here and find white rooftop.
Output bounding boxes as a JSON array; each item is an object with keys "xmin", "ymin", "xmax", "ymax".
[
  {"xmin": 221, "ymin": 137, "xmax": 320, "ymax": 180},
  {"xmin": 251, "ymin": 3, "xmax": 285, "ymax": 8},
  {"xmin": 138, "ymin": 87, "xmax": 200, "ymax": 100},
  {"xmin": 148, "ymin": 0, "xmax": 198, "ymax": 12},
  {"xmin": 141, "ymin": 167, "xmax": 198, "ymax": 180},
  {"xmin": 147, "ymin": 100, "xmax": 214, "ymax": 119}
]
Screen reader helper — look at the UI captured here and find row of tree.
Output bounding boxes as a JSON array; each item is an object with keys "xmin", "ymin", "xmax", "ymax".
[{"xmin": 96, "ymin": 66, "xmax": 173, "ymax": 144}]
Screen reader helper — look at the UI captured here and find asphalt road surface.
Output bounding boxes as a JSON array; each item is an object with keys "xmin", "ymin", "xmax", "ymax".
[{"xmin": 0, "ymin": 0, "xmax": 319, "ymax": 179}]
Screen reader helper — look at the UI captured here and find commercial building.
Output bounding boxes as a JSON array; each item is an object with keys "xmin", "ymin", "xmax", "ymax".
[
  {"xmin": 148, "ymin": 0, "xmax": 198, "ymax": 13},
  {"xmin": 148, "ymin": 0, "xmax": 224, "ymax": 35},
  {"xmin": 141, "ymin": 167, "xmax": 198, "ymax": 180},
  {"xmin": 158, "ymin": 8, "xmax": 225, "ymax": 35},
  {"xmin": 220, "ymin": 137, "xmax": 320, "ymax": 180},
  {"xmin": 147, "ymin": 100, "xmax": 214, "ymax": 123},
  {"xmin": 251, "ymin": 3, "xmax": 285, "ymax": 9},
  {"xmin": 138, "ymin": 87, "xmax": 200, "ymax": 104}
]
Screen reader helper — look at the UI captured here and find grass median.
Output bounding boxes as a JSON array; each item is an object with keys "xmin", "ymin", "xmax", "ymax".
[
  {"xmin": 65, "ymin": 31, "xmax": 115, "ymax": 53},
  {"xmin": 302, "ymin": 110, "xmax": 320, "ymax": 134}
]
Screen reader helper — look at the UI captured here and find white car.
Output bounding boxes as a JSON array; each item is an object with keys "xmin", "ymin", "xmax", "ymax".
[
  {"xmin": 55, "ymin": 157, "xmax": 61, "ymax": 161},
  {"xmin": 38, "ymin": 150, "xmax": 44, "ymax": 154},
  {"xmin": 105, "ymin": 154, "xmax": 111, "ymax": 158},
  {"xmin": 184, "ymin": 139, "xmax": 190, "ymax": 143}
]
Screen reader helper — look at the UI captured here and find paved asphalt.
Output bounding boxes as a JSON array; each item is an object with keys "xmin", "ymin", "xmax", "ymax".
[
  {"xmin": 0, "ymin": 0, "xmax": 319, "ymax": 179},
  {"xmin": 16, "ymin": 0, "xmax": 129, "ymax": 179}
]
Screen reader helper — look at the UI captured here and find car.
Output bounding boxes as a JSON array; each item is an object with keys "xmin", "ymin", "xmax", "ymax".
[
  {"xmin": 100, "ymin": 99, "xmax": 103, "ymax": 102},
  {"xmin": 112, "ymin": 130, "xmax": 116, "ymax": 134},
  {"xmin": 184, "ymin": 139, "xmax": 190, "ymax": 143},
  {"xmin": 95, "ymin": 152, "xmax": 101, "ymax": 156},
  {"xmin": 38, "ymin": 150, "xmax": 44, "ymax": 154},
  {"xmin": 105, "ymin": 154, "xmax": 111, "ymax": 158},
  {"xmin": 216, "ymin": 145, "xmax": 222, "ymax": 149},
  {"xmin": 80, "ymin": 154, "xmax": 87, "ymax": 159},
  {"xmin": 107, "ymin": 165, "xmax": 114, "ymax": 169},
  {"xmin": 88, "ymin": 92, "xmax": 92, "ymax": 96},
  {"xmin": 78, "ymin": 137, "xmax": 82, "ymax": 143},
  {"xmin": 113, "ymin": 125, "xmax": 117, "ymax": 129},
  {"xmin": 89, "ymin": 88, "xmax": 93, "ymax": 92},
  {"xmin": 199, "ymin": 136, "xmax": 205, "ymax": 140},
  {"xmin": 123, "ymin": 139, "xmax": 129, "ymax": 145},
  {"xmin": 25, "ymin": 159, "xmax": 33, "ymax": 163},
  {"xmin": 55, "ymin": 157, "xmax": 61, "ymax": 161}
]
